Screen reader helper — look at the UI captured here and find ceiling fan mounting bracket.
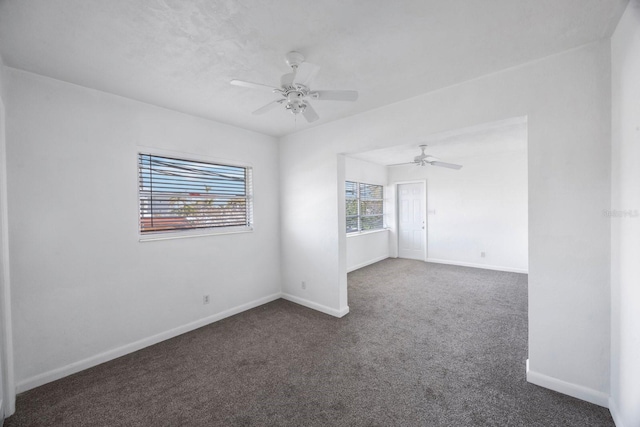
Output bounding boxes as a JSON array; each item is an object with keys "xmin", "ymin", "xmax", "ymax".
[{"xmin": 285, "ymin": 51, "xmax": 305, "ymax": 69}]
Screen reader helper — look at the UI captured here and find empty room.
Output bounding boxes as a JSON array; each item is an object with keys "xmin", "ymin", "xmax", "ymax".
[{"xmin": 0, "ymin": 1, "xmax": 638, "ymax": 426}]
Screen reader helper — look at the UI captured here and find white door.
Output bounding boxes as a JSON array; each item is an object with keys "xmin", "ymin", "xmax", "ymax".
[{"xmin": 398, "ymin": 182, "xmax": 426, "ymax": 260}]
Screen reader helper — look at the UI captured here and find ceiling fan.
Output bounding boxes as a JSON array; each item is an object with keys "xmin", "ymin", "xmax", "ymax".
[
  {"xmin": 390, "ymin": 145, "xmax": 463, "ymax": 169},
  {"xmin": 230, "ymin": 51, "xmax": 358, "ymax": 123}
]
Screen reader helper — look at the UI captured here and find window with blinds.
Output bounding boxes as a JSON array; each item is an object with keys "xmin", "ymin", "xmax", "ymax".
[
  {"xmin": 346, "ymin": 181, "xmax": 384, "ymax": 233},
  {"xmin": 138, "ymin": 153, "xmax": 253, "ymax": 235}
]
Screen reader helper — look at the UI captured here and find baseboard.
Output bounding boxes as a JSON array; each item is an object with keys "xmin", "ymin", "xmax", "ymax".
[
  {"xmin": 609, "ymin": 397, "xmax": 626, "ymax": 427},
  {"xmin": 526, "ymin": 359, "xmax": 609, "ymax": 408},
  {"xmin": 427, "ymin": 258, "xmax": 528, "ymax": 274},
  {"xmin": 16, "ymin": 292, "xmax": 282, "ymax": 393},
  {"xmin": 281, "ymin": 293, "xmax": 349, "ymax": 318},
  {"xmin": 347, "ymin": 255, "xmax": 390, "ymax": 273}
]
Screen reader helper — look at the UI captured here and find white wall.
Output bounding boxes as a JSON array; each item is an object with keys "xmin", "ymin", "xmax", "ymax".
[
  {"xmin": 0, "ymin": 55, "xmax": 6, "ymax": 101},
  {"xmin": 610, "ymin": 1, "xmax": 640, "ymax": 426},
  {"xmin": 387, "ymin": 127, "xmax": 528, "ymax": 273},
  {"xmin": 345, "ymin": 156, "xmax": 388, "ymax": 188},
  {"xmin": 346, "ymin": 232, "xmax": 389, "ymax": 273},
  {"xmin": 344, "ymin": 157, "xmax": 389, "ymax": 272},
  {"xmin": 280, "ymin": 41, "xmax": 611, "ymax": 405},
  {"xmin": 5, "ymin": 69, "xmax": 282, "ymax": 391}
]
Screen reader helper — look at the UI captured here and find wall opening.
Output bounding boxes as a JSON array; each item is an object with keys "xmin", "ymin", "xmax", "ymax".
[{"xmin": 341, "ymin": 115, "xmax": 529, "ymax": 299}]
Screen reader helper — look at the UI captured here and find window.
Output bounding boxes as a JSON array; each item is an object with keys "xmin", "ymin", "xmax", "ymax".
[
  {"xmin": 346, "ymin": 181, "xmax": 384, "ymax": 233},
  {"xmin": 138, "ymin": 153, "xmax": 252, "ymax": 235}
]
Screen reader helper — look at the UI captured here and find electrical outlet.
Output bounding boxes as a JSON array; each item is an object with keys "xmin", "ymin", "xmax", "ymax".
[
  {"xmin": 203, "ymin": 295, "xmax": 210, "ymax": 304},
  {"xmin": 481, "ymin": 252, "xmax": 486, "ymax": 258},
  {"xmin": 301, "ymin": 281, "xmax": 306, "ymax": 290}
]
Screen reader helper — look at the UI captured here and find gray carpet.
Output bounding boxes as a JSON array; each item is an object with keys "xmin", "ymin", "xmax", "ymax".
[{"xmin": 5, "ymin": 259, "xmax": 614, "ymax": 426}]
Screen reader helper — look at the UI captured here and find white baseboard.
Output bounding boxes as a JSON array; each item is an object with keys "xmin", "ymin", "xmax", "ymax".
[
  {"xmin": 16, "ymin": 292, "xmax": 282, "ymax": 393},
  {"xmin": 17, "ymin": 291, "xmax": 352, "ymax": 393},
  {"xmin": 281, "ymin": 293, "xmax": 349, "ymax": 318},
  {"xmin": 347, "ymin": 255, "xmax": 390, "ymax": 273},
  {"xmin": 427, "ymin": 258, "xmax": 528, "ymax": 274},
  {"xmin": 526, "ymin": 359, "xmax": 609, "ymax": 408},
  {"xmin": 609, "ymin": 397, "xmax": 626, "ymax": 427}
]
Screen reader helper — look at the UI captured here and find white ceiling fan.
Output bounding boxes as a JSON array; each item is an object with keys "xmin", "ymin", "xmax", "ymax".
[
  {"xmin": 390, "ymin": 145, "xmax": 463, "ymax": 169},
  {"xmin": 230, "ymin": 51, "xmax": 358, "ymax": 123}
]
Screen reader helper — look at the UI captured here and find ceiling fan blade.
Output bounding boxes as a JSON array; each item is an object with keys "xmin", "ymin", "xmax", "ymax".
[
  {"xmin": 302, "ymin": 102, "xmax": 319, "ymax": 123},
  {"xmin": 430, "ymin": 161, "xmax": 463, "ymax": 170},
  {"xmin": 251, "ymin": 99, "xmax": 284, "ymax": 115},
  {"xmin": 230, "ymin": 79, "xmax": 279, "ymax": 92},
  {"xmin": 311, "ymin": 90, "xmax": 359, "ymax": 102},
  {"xmin": 388, "ymin": 162, "xmax": 417, "ymax": 166},
  {"xmin": 292, "ymin": 62, "xmax": 320, "ymax": 87}
]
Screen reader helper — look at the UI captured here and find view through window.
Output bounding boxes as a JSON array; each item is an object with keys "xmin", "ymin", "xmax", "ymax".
[
  {"xmin": 346, "ymin": 181, "xmax": 384, "ymax": 233},
  {"xmin": 138, "ymin": 153, "xmax": 252, "ymax": 234}
]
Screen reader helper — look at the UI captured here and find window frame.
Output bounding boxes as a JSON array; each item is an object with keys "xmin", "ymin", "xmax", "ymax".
[
  {"xmin": 137, "ymin": 150, "xmax": 254, "ymax": 242},
  {"xmin": 345, "ymin": 180, "xmax": 384, "ymax": 234}
]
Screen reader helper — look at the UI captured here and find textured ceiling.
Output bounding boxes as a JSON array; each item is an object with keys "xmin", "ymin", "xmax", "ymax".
[{"xmin": 0, "ymin": 0, "xmax": 628, "ymax": 136}]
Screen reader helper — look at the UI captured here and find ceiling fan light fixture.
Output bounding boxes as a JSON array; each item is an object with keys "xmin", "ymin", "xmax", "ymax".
[{"xmin": 286, "ymin": 100, "xmax": 307, "ymax": 115}]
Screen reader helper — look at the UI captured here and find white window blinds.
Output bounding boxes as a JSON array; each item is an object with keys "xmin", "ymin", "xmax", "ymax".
[{"xmin": 138, "ymin": 154, "xmax": 253, "ymax": 234}]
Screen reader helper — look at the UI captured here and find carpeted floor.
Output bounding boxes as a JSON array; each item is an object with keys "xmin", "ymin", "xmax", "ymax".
[{"xmin": 5, "ymin": 259, "xmax": 614, "ymax": 426}]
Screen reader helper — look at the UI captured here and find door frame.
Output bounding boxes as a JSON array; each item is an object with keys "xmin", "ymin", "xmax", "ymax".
[
  {"xmin": 395, "ymin": 180, "xmax": 428, "ymax": 262},
  {"xmin": 0, "ymin": 93, "xmax": 15, "ymax": 417}
]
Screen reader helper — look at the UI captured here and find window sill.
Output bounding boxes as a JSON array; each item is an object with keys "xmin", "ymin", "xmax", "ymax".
[
  {"xmin": 346, "ymin": 228, "xmax": 390, "ymax": 238},
  {"xmin": 139, "ymin": 226, "xmax": 253, "ymax": 242}
]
